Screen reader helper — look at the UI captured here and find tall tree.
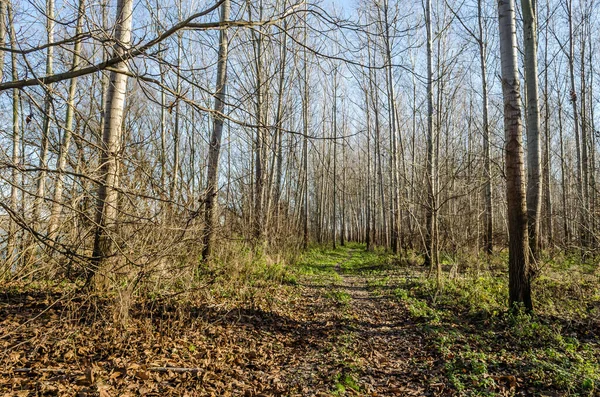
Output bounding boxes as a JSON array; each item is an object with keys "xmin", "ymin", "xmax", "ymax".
[
  {"xmin": 202, "ymin": 0, "xmax": 230, "ymax": 262},
  {"xmin": 542, "ymin": 0, "xmax": 553, "ymax": 247},
  {"xmin": 7, "ymin": 2, "xmax": 20, "ymax": 266},
  {"xmin": 32, "ymin": 0, "xmax": 55, "ymax": 229},
  {"xmin": 302, "ymin": 4, "xmax": 310, "ymax": 250},
  {"xmin": 332, "ymin": 66, "xmax": 338, "ymax": 249},
  {"xmin": 522, "ymin": 0, "xmax": 542, "ymax": 260},
  {"xmin": 91, "ymin": 0, "xmax": 134, "ymax": 280},
  {"xmin": 0, "ymin": 0, "xmax": 4, "ymax": 84},
  {"xmin": 478, "ymin": 0, "xmax": 494, "ymax": 256},
  {"xmin": 497, "ymin": 0, "xmax": 533, "ymax": 310},
  {"xmin": 425, "ymin": 0, "xmax": 440, "ymax": 285},
  {"xmin": 250, "ymin": 0, "xmax": 266, "ymax": 245},
  {"xmin": 47, "ymin": 0, "xmax": 86, "ymax": 242},
  {"xmin": 565, "ymin": 0, "xmax": 585, "ymax": 250},
  {"xmin": 382, "ymin": 1, "xmax": 401, "ymax": 254}
]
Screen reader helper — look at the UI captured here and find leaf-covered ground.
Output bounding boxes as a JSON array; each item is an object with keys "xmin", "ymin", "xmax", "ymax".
[{"xmin": 1, "ymin": 245, "xmax": 599, "ymax": 396}]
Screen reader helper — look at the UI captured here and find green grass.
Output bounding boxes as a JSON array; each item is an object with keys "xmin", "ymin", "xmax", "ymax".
[
  {"xmin": 296, "ymin": 245, "xmax": 600, "ymax": 395},
  {"xmin": 333, "ymin": 372, "xmax": 360, "ymax": 395},
  {"xmin": 295, "ymin": 243, "xmax": 391, "ymax": 277},
  {"xmin": 375, "ymin": 259, "xmax": 600, "ymax": 396},
  {"xmin": 326, "ymin": 289, "xmax": 352, "ymax": 305}
]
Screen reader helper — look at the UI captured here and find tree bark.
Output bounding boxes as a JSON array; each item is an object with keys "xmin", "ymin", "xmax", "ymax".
[
  {"xmin": 47, "ymin": 0, "xmax": 85, "ymax": 242},
  {"xmin": 91, "ymin": 0, "xmax": 134, "ymax": 279},
  {"xmin": 566, "ymin": 0, "xmax": 585, "ymax": 250},
  {"xmin": 7, "ymin": 2, "xmax": 20, "ymax": 267},
  {"xmin": 542, "ymin": 0, "xmax": 553, "ymax": 248},
  {"xmin": 557, "ymin": 92, "xmax": 570, "ymax": 244},
  {"xmin": 201, "ymin": 0, "xmax": 230, "ymax": 262},
  {"xmin": 425, "ymin": 0, "xmax": 440, "ymax": 286},
  {"xmin": 497, "ymin": 0, "xmax": 532, "ymax": 311},
  {"xmin": 522, "ymin": 0, "xmax": 542, "ymax": 260},
  {"xmin": 32, "ymin": 0, "xmax": 55, "ymax": 229},
  {"xmin": 478, "ymin": 0, "xmax": 493, "ymax": 255},
  {"xmin": 0, "ymin": 0, "xmax": 5, "ymax": 83}
]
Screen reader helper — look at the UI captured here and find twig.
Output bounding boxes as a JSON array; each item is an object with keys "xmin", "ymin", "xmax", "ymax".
[
  {"xmin": 9, "ymin": 366, "xmax": 203, "ymax": 375},
  {"xmin": 148, "ymin": 367, "xmax": 203, "ymax": 373},
  {"xmin": 11, "ymin": 368, "xmax": 73, "ymax": 374}
]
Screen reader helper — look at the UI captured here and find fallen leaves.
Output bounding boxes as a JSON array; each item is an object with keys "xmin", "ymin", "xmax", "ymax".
[{"xmin": 1, "ymin": 252, "xmax": 558, "ymax": 396}]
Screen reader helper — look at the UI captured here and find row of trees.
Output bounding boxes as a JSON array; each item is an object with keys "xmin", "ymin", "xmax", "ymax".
[{"xmin": 0, "ymin": 0, "xmax": 598, "ymax": 307}]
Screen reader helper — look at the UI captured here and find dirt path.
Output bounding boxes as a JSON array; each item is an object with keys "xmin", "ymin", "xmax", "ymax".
[
  {"xmin": 289, "ymin": 248, "xmax": 447, "ymax": 396},
  {"xmin": 264, "ymin": 247, "xmax": 447, "ymax": 396}
]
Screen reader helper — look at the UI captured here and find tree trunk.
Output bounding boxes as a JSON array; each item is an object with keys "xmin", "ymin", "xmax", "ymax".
[
  {"xmin": 522, "ymin": 0, "xmax": 542, "ymax": 260},
  {"xmin": 497, "ymin": 0, "xmax": 532, "ymax": 311},
  {"xmin": 301, "ymin": 6, "xmax": 310, "ymax": 249},
  {"xmin": 170, "ymin": 35, "xmax": 182, "ymax": 212},
  {"xmin": 566, "ymin": 0, "xmax": 585, "ymax": 250},
  {"xmin": 201, "ymin": 0, "xmax": 230, "ymax": 262},
  {"xmin": 425, "ymin": 0, "xmax": 440, "ymax": 286},
  {"xmin": 381, "ymin": 0, "xmax": 401, "ymax": 254},
  {"xmin": 365, "ymin": 81, "xmax": 372, "ymax": 251},
  {"xmin": 579, "ymin": 20, "xmax": 590, "ymax": 250},
  {"xmin": 33, "ymin": 0, "xmax": 54, "ymax": 227},
  {"xmin": 249, "ymin": 0, "xmax": 265, "ymax": 245},
  {"xmin": 341, "ymin": 114, "xmax": 346, "ymax": 247},
  {"xmin": 332, "ymin": 68, "xmax": 338, "ymax": 249},
  {"xmin": 47, "ymin": 0, "xmax": 85, "ymax": 242},
  {"xmin": 0, "ymin": 0, "xmax": 5, "ymax": 83},
  {"xmin": 268, "ymin": 18, "xmax": 288, "ymax": 236},
  {"xmin": 557, "ymin": 92, "xmax": 570, "ymax": 244},
  {"xmin": 91, "ymin": 0, "xmax": 134, "ymax": 279},
  {"xmin": 478, "ymin": 0, "xmax": 493, "ymax": 255},
  {"xmin": 542, "ymin": 0, "xmax": 553, "ymax": 248},
  {"xmin": 7, "ymin": 2, "xmax": 20, "ymax": 267}
]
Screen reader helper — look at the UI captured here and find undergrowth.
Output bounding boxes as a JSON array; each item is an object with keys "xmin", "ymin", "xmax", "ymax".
[{"xmin": 381, "ymin": 252, "xmax": 600, "ymax": 396}]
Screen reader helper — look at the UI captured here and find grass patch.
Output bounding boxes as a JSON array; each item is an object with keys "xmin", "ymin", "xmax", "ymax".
[
  {"xmin": 326, "ymin": 289, "xmax": 352, "ymax": 306},
  {"xmin": 333, "ymin": 371, "xmax": 360, "ymax": 395},
  {"xmin": 372, "ymin": 253, "xmax": 600, "ymax": 396}
]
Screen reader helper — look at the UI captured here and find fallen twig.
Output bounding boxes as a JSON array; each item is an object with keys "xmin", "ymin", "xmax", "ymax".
[
  {"xmin": 10, "ymin": 366, "xmax": 203, "ymax": 375},
  {"xmin": 148, "ymin": 367, "xmax": 203, "ymax": 374}
]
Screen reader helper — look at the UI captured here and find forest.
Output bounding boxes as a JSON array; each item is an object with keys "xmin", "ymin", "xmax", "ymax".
[{"xmin": 0, "ymin": 0, "xmax": 599, "ymax": 394}]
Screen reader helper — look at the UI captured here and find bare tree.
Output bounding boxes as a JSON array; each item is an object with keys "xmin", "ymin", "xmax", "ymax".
[
  {"xmin": 497, "ymin": 0, "xmax": 533, "ymax": 310},
  {"xmin": 424, "ymin": 0, "xmax": 440, "ymax": 286},
  {"xmin": 202, "ymin": 0, "xmax": 230, "ymax": 262},
  {"xmin": 91, "ymin": 0, "xmax": 135, "ymax": 280},
  {"xmin": 47, "ymin": 0, "xmax": 86, "ymax": 242},
  {"xmin": 522, "ymin": 0, "xmax": 542, "ymax": 260},
  {"xmin": 565, "ymin": 0, "xmax": 585, "ymax": 250},
  {"xmin": 478, "ymin": 0, "xmax": 493, "ymax": 256},
  {"xmin": 32, "ymin": 0, "xmax": 55, "ymax": 230},
  {"xmin": 6, "ymin": 2, "xmax": 20, "ymax": 267}
]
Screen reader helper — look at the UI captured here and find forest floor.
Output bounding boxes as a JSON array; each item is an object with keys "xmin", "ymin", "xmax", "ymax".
[{"xmin": 1, "ymin": 244, "xmax": 599, "ymax": 396}]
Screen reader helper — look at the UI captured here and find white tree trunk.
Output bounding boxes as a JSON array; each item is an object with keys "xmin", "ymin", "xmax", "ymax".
[
  {"xmin": 497, "ymin": 0, "xmax": 532, "ymax": 310},
  {"xmin": 522, "ymin": 0, "xmax": 542, "ymax": 259},
  {"xmin": 91, "ymin": 0, "xmax": 134, "ymax": 277}
]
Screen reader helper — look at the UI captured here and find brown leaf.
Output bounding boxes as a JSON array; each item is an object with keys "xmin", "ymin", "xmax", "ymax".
[
  {"xmin": 99, "ymin": 389, "xmax": 111, "ymax": 397},
  {"xmin": 85, "ymin": 367, "xmax": 94, "ymax": 385},
  {"xmin": 135, "ymin": 371, "xmax": 150, "ymax": 380}
]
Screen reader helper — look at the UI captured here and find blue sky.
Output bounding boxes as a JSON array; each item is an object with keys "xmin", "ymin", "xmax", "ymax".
[{"xmin": 321, "ymin": 0, "xmax": 354, "ymax": 17}]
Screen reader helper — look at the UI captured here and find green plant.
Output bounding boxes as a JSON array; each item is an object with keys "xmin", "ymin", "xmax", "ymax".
[{"xmin": 326, "ymin": 289, "xmax": 352, "ymax": 305}]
